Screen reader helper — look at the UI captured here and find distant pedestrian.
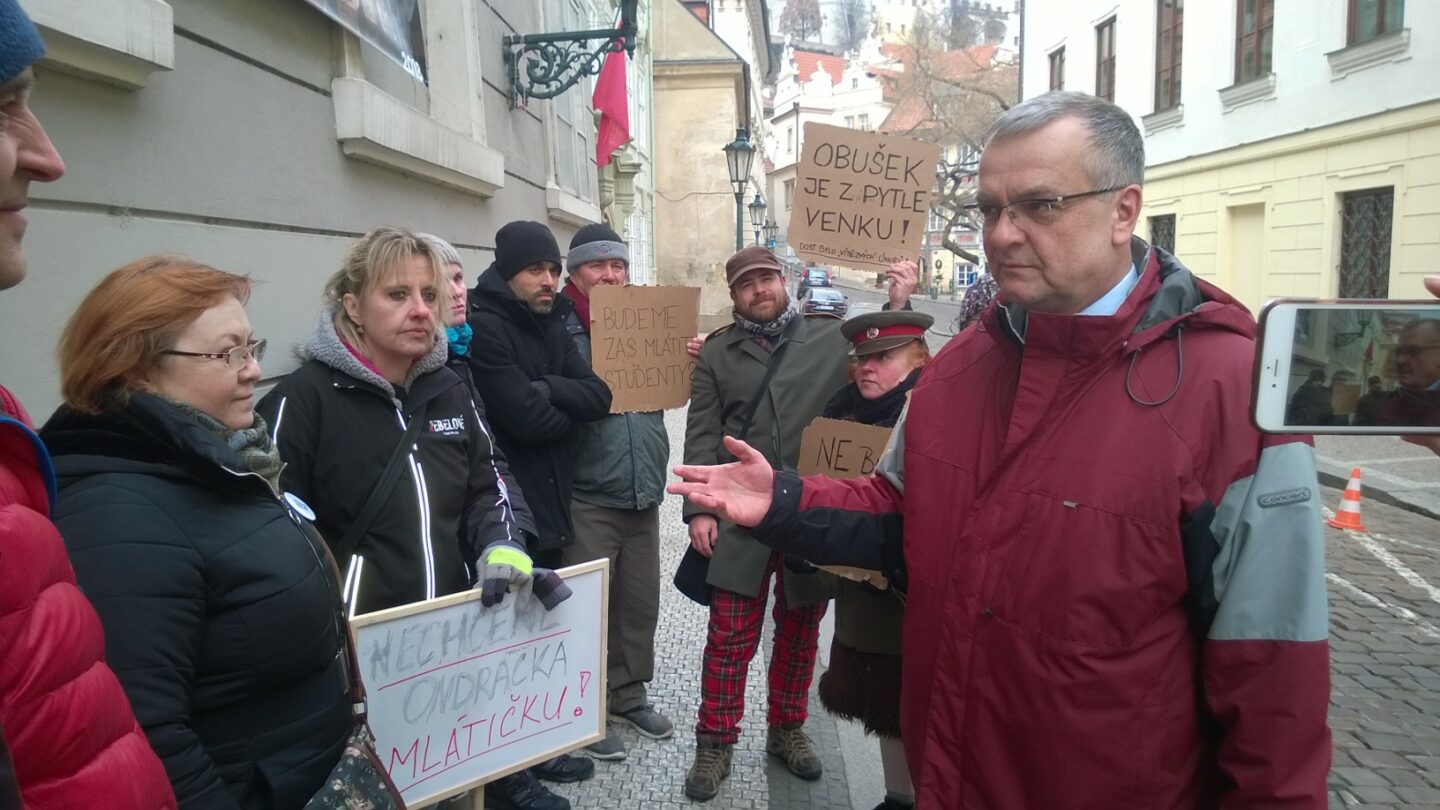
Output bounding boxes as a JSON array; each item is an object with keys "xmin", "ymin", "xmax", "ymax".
[
  {"xmin": 956, "ymin": 272, "xmax": 998, "ymax": 331},
  {"xmin": 557, "ymin": 224, "xmax": 676, "ymax": 761},
  {"xmin": 816, "ymin": 310, "xmax": 932, "ymax": 810},
  {"xmin": 0, "ymin": 2, "xmax": 175, "ymax": 806}
]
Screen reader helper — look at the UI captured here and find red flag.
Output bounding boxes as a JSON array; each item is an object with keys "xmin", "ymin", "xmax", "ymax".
[{"xmin": 593, "ymin": 38, "xmax": 630, "ymax": 167}]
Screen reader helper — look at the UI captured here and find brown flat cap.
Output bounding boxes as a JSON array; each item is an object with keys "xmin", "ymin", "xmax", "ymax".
[
  {"xmin": 841, "ymin": 310, "xmax": 934, "ymax": 356},
  {"xmin": 725, "ymin": 246, "xmax": 784, "ymax": 287}
]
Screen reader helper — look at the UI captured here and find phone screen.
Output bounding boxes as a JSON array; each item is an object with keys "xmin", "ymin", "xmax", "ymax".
[{"xmin": 1254, "ymin": 302, "xmax": 1440, "ymax": 434}]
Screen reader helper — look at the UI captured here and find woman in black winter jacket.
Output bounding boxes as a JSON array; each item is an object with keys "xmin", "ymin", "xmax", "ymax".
[
  {"xmin": 814, "ymin": 310, "xmax": 933, "ymax": 810},
  {"xmin": 257, "ymin": 227, "xmax": 544, "ymax": 618},
  {"xmin": 41, "ymin": 257, "xmax": 351, "ymax": 810}
]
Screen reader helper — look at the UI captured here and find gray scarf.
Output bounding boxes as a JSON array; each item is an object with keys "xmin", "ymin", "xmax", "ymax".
[
  {"xmin": 734, "ymin": 299, "xmax": 799, "ymax": 347},
  {"xmin": 301, "ymin": 304, "xmax": 448, "ymax": 406},
  {"xmin": 164, "ymin": 396, "xmax": 283, "ymax": 490}
]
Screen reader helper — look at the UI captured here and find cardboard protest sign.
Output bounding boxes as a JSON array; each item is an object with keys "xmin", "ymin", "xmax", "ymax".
[
  {"xmin": 350, "ymin": 560, "xmax": 608, "ymax": 808},
  {"xmin": 797, "ymin": 417, "xmax": 895, "ymax": 588},
  {"xmin": 591, "ymin": 285, "xmax": 700, "ymax": 413},
  {"xmin": 788, "ymin": 123, "xmax": 941, "ymax": 272}
]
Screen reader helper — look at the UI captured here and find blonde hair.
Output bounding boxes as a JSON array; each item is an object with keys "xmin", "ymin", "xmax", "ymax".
[{"xmin": 325, "ymin": 226, "xmax": 448, "ymax": 348}]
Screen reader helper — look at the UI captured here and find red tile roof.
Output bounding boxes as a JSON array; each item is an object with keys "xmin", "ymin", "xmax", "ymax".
[{"xmin": 792, "ymin": 49, "xmax": 847, "ymax": 85}]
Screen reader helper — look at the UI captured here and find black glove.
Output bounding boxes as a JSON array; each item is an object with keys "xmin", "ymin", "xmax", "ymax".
[{"xmin": 531, "ymin": 568, "xmax": 573, "ymax": 611}]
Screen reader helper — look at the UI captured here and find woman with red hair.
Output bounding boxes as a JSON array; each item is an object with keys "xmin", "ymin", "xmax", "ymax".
[{"xmin": 39, "ymin": 257, "xmax": 351, "ymax": 809}]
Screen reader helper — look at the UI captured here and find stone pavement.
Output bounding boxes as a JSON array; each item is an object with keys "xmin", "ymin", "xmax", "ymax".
[{"xmin": 547, "ymin": 408, "xmax": 858, "ymax": 809}]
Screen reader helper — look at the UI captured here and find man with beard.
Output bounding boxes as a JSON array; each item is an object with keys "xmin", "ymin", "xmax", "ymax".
[
  {"xmin": 467, "ymin": 220, "xmax": 612, "ymax": 805},
  {"xmin": 680, "ymin": 246, "xmax": 914, "ymax": 801}
]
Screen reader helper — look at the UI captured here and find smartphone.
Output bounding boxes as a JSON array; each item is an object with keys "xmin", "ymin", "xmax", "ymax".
[{"xmin": 1253, "ymin": 299, "xmax": 1440, "ymax": 435}]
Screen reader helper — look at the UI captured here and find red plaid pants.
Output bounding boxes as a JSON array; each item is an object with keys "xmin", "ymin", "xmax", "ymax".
[{"xmin": 695, "ymin": 553, "xmax": 827, "ymax": 744}]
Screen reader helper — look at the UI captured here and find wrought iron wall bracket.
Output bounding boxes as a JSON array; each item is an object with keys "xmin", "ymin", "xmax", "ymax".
[{"xmin": 504, "ymin": 1, "xmax": 638, "ymax": 108}]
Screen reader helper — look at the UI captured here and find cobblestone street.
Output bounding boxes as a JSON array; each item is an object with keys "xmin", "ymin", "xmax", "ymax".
[{"xmin": 544, "ymin": 407, "xmax": 1440, "ymax": 809}]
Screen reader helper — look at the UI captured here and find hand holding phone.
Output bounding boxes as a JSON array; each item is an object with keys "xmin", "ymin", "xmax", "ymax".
[{"xmin": 1252, "ymin": 299, "xmax": 1440, "ymax": 435}]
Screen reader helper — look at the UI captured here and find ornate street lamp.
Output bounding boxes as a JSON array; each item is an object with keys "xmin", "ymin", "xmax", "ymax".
[
  {"xmin": 722, "ymin": 128, "xmax": 756, "ymax": 251},
  {"xmin": 503, "ymin": 0, "xmax": 639, "ymax": 107},
  {"xmin": 748, "ymin": 192, "xmax": 767, "ymax": 246},
  {"xmin": 764, "ymin": 219, "xmax": 779, "ymax": 248}
]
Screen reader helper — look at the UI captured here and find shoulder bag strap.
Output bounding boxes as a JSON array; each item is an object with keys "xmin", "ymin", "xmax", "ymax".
[
  {"xmin": 737, "ymin": 341, "xmax": 788, "ymax": 442},
  {"xmin": 331, "ymin": 400, "xmax": 429, "ymax": 567}
]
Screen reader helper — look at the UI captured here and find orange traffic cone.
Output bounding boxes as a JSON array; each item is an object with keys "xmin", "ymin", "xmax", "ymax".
[{"xmin": 1327, "ymin": 467, "xmax": 1367, "ymax": 531}]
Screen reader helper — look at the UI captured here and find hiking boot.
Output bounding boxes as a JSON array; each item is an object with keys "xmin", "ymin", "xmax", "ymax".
[
  {"xmin": 766, "ymin": 723, "xmax": 823, "ymax": 780},
  {"xmin": 584, "ymin": 731, "xmax": 627, "ymax": 761},
  {"xmin": 611, "ymin": 703, "xmax": 674, "ymax": 740},
  {"xmin": 683, "ymin": 736, "xmax": 733, "ymax": 801},
  {"xmin": 483, "ymin": 770, "xmax": 570, "ymax": 810},
  {"xmin": 530, "ymin": 752, "xmax": 594, "ymax": 783}
]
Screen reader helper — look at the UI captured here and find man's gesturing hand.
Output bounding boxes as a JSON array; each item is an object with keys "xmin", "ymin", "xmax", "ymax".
[{"xmin": 669, "ymin": 436, "xmax": 777, "ymax": 530}]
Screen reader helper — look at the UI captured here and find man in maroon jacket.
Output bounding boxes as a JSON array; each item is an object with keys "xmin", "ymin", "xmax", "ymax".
[
  {"xmin": 669, "ymin": 92, "xmax": 1332, "ymax": 808},
  {"xmin": 0, "ymin": 3, "xmax": 175, "ymax": 806}
]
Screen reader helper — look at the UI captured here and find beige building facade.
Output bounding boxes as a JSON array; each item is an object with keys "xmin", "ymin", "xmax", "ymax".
[
  {"xmin": 654, "ymin": 0, "xmax": 770, "ymax": 328},
  {"xmin": 2, "ymin": 0, "xmax": 652, "ymax": 415}
]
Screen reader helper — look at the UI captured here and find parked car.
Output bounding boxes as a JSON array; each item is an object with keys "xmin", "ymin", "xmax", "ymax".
[
  {"xmin": 804, "ymin": 268, "xmax": 832, "ymax": 288},
  {"xmin": 802, "ymin": 287, "xmax": 848, "ymax": 317}
]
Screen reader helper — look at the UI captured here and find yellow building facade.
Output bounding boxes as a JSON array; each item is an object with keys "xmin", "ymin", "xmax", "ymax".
[{"xmin": 1143, "ymin": 101, "xmax": 1440, "ymax": 314}]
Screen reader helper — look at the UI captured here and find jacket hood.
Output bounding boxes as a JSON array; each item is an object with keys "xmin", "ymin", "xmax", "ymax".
[
  {"xmin": 472, "ymin": 264, "xmax": 576, "ymax": 326},
  {"xmin": 41, "ymin": 393, "xmax": 252, "ymax": 486},
  {"xmin": 1, "ymin": 385, "xmax": 55, "ymax": 515},
  {"xmin": 992, "ymin": 237, "xmax": 1255, "ymax": 357},
  {"xmin": 301, "ymin": 303, "xmax": 448, "ymax": 401}
]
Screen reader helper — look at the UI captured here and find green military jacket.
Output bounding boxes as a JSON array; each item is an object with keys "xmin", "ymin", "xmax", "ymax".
[{"xmin": 682, "ymin": 312, "xmax": 845, "ymax": 606}]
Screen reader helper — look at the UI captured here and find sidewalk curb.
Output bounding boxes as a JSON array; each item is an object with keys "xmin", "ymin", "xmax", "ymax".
[{"xmin": 1316, "ymin": 456, "xmax": 1440, "ymax": 522}]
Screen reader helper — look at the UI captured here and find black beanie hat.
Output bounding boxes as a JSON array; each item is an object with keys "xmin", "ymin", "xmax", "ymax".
[
  {"xmin": 567, "ymin": 223, "xmax": 629, "ymax": 270},
  {"xmin": 494, "ymin": 220, "xmax": 562, "ymax": 280}
]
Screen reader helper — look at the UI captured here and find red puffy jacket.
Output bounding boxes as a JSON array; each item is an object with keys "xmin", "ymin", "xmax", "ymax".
[
  {"xmin": 756, "ymin": 243, "xmax": 1331, "ymax": 808},
  {"xmin": 0, "ymin": 385, "xmax": 175, "ymax": 809}
]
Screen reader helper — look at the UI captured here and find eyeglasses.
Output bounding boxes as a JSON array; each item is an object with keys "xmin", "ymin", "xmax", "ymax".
[
  {"xmin": 1394, "ymin": 343, "xmax": 1440, "ymax": 359},
  {"xmin": 162, "ymin": 339, "xmax": 267, "ymax": 369},
  {"xmin": 965, "ymin": 186, "xmax": 1126, "ymax": 229}
]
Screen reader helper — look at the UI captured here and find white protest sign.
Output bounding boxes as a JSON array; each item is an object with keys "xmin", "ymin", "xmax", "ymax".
[{"xmin": 350, "ymin": 560, "xmax": 609, "ymax": 807}]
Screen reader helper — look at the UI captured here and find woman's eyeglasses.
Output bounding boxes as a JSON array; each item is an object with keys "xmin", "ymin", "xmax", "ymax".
[{"xmin": 162, "ymin": 339, "xmax": 267, "ymax": 369}]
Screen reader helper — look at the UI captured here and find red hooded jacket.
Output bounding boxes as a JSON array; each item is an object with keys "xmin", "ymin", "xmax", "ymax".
[
  {"xmin": 0, "ymin": 385, "xmax": 175, "ymax": 809},
  {"xmin": 755, "ymin": 242, "xmax": 1331, "ymax": 808}
]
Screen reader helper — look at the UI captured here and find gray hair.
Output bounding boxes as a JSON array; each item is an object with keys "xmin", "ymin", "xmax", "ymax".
[
  {"xmin": 417, "ymin": 233, "xmax": 463, "ymax": 268},
  {"xmin": 984, "ymin": 91, "xmax": 1145, "ymax": 189}
]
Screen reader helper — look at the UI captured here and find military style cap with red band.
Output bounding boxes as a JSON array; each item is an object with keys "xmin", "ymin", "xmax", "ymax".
[{"xmin": 841, "ymin": 310, "xmax": 934, "ymax": 356}]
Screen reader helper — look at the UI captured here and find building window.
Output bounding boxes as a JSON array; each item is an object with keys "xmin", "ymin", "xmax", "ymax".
[
  {"xmin": 1149, "ymin": 214, "xmax": 1176, "ymax": 253},
  {"xmin": 549, "ymin": 0, "xmax": 596, "ymax": 203},
  {"xmin": 852, "ymin": 77, "xmax": 859, "ymax": 88},
  {"xmin": 845, "ymin": 115, "xmax": 855, "ymax": 128},
  {"xmin": 1154, "ymin": 0, "xmax": 1183, "ymax": 111},
  {"xmin": 1338, "ymin": 187, "xmax": 1394, "ymax": 298},
  {"xmin": 1235, "ymin": 0, "xmax": 1274, "ymax": 83},
  {"xmin": 786, "ymin": 126, "xmax": 794, "ymax": 155},
  {"xmin": 1349, "ymin": 0, "xmax": 1403, "ymax": 44},
  {"xmin": 858, "ymin": 113, "xmax": 870, "ymax": 130},
  {"xmin": 784, "ymin": 178, "xmax": 795, "ymax": 209},
  {"xmin": 1049, "ymin": 48, "xmax": 1065, "ymax": 90},
  {"xmin": 1095, "ymin": 18, "xmax": 1116, "ymax": 101}
]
